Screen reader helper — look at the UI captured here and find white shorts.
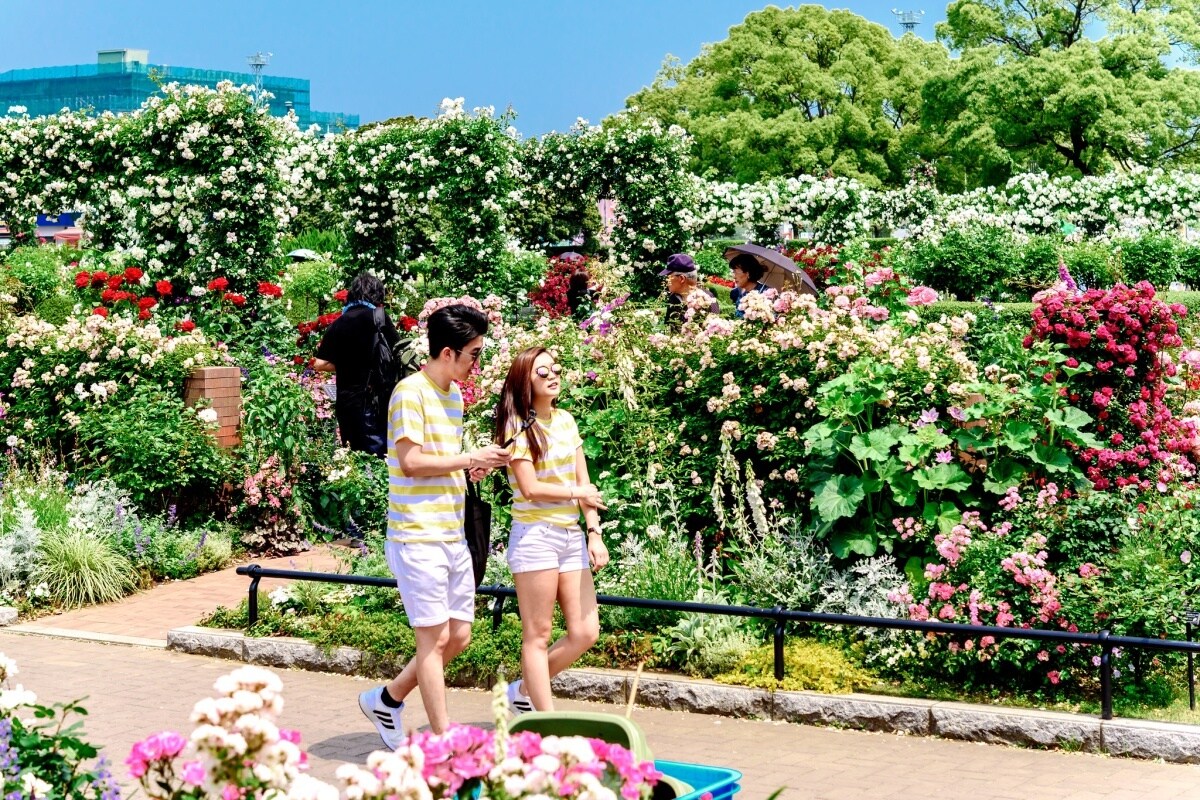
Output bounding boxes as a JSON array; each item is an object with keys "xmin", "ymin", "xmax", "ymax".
[
  {"xmin": 385, "ymin": 540, "xmax": 475, "ymax": 628},
  {"xmin": 507, "ymin": 521, "xmax": 590, "ymax": 574}
]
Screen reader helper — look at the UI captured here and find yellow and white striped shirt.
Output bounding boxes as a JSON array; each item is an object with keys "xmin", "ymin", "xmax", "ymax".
[
  {"xmin": 507, "ymin": 409, "xmax": 583, "ymax": 528},
  {"xmin": 386, "ymin": 371, "xmax": 466, "ymax": 543}
]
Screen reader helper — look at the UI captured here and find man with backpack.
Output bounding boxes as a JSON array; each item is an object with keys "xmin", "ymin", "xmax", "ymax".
[{"xmin": 312, "ymin": 272, "xmax": 413, "ymax": 457}]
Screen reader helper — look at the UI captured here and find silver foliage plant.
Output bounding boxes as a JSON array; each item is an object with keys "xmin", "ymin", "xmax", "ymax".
[
  {"xmin": 711, "ymin": 440, "xmax": 832, "ymax": 612},
  {"xmin": 0, "ymin": 497, "xmax": 41, "ymax": 595}
]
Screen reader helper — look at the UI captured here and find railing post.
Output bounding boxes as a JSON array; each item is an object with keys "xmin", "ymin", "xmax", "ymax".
[
  {"xmin": 1099, "ymin": 629, "xmax": 1113, "ymax": 720},
  {"xmin": 1188, "ymin": 611, "xmax": 1197, "ymax": 712},
  {"xmin": 772, "ymin": 607, "xmax": 786, "ymax": 681},
  {"xmin": 491, "ymin": 594, "xmax": 506, "ymax": 633},
  {"xmin": 247, "ymin": 564, "xmax": 261, "ymax": 628}
]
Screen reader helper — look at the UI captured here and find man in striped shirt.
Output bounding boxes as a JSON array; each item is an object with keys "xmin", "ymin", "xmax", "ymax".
[{"xmin": 358, "ymin": 304, "xmax": 511, "ymax": 744}]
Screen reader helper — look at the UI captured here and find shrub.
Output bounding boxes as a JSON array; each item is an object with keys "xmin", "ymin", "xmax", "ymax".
[
  {"xmin": 284, "ymin": 258, "xmax": 339, "ymax": 322},
  {"xmin": 1010, "ymin": 236, "xmax": 1062, "ymax": 292},
  {"xmin": 1119, "ymin": 234, "xmax": 1182, "ymax": 288},
  {"xmin": 2, "ymin": 246, "xmax": 68, "ymax": 310},
  {"xmin": 715, "ymin": 639, "xmax": 874, "ymax": 693},
  {"xmin": 899, "ymin": 226, "xmax": 1018, "ymax": 300},
  {"xmin": 657, "ymin": 588, "xmax": 758, "ymax": 677},
  {"xmin": 1064, "ymin": 241, "xmax": 1121, "ymax": 290},
  {"xmin": 34, "ymin": 528, "xmax": 134, "ymax": 607},
  {"xmin": 33, "ymin": 292, "xmax": 74, "ymax": 324},
  {"xmin": 76, "ymin": 384, "xmax": 234, "ymax": 510}
]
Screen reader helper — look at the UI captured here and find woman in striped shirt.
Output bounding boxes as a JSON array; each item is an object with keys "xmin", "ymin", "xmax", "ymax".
[{"xmin": 494, "ymin": 346, "xmax": 609, "ymax": 713}]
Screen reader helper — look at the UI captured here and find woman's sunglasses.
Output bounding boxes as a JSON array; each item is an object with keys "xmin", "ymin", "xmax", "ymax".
[{"xmin": 534, "ymin": 364, "xmax": 563, "ymax": 379}]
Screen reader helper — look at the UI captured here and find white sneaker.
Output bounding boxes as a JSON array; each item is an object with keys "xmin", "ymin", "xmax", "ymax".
[
  {"xmin": 507, "ymin": 679, "xmax": 535, "ymax": 716},
  {"xmin": 358, "ymin": 687, "xmax": 405, "ymax": 750}
]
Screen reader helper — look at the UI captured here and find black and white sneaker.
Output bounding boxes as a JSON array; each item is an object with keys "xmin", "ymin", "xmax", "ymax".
[
  {"xmin": 507, "ymin": 678, "xmax": 535, "ymax": 716},
  {"xmin": 358, "ymin": 687, "xmax": 405, "ymax": 750}
]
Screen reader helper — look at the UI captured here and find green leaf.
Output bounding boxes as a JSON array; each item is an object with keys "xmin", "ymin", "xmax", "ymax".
[
  {"xmin": 886, "ymin": 469, "xmax": 919, "ymax": 506},
  {"xmin": 811, "ymin": 475, "xmax": 865, "ymax": 521},
  {"xmin": 913, "ymin": 463, "xmax": 973, "ymax": 492},
  {"xmin": 831, "ymin": 528, "xmax": 878, "ymax": 558},
  {"xmin": 1032, "ymin": 443, "xmax": 1074, "ymax": 473},
  {"xmin": 849, "ymin": 428, "xmax": 899, "ymax": 461},
  {"xmin": 904, "ymin": 556, "xmax": 927, "ymax": 587},
  {"xmin": 1045, "ymin": 407, "xmax": 1093, "ymax": 430},
  {"xmin": 983, "ymin": 457, "xmax": 1028, "ymax": 493},
  {"xmin": 1001, "ymin": 421, "xmax": 1037, "ymax": 452}
]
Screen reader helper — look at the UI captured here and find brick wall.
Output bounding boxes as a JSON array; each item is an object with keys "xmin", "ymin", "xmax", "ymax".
[{"xmin": 183, "ymin": 366, "xmax": 242, "ymax": 448}]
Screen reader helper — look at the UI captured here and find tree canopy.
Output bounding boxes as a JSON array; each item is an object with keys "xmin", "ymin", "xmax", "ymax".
[
  {"xmin": 623, "ymin": 1, "xmax": 1200, "ymax": 190},
  {"xmin": 626, "ymin": 5, "xmax": 947, "ymax": 187}
]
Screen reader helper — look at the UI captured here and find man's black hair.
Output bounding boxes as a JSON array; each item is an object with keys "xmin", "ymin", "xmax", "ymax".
[
  {"xmin": 730, "ymin": 254, "xmax": 765, "ymax": 283},
  {"xmin": 427, "ymin": 304, "xmax": 489, "ymax": 360},
  {"xmin": 347, "ymin": 272, "xmax": 386, "ymax": 306}
]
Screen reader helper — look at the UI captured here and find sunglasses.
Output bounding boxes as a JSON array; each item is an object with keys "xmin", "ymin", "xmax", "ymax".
[
  {"xmin": 455, "ymin": 346, "xmax": 485, "ymax": 364},
  {"xmin": 534, "ymin": 364, "xmax": 563, "ymax": 379}
]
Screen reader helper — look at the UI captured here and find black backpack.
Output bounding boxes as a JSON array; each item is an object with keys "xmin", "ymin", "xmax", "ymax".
[{"xmin": 368, "ymin": 307, "xmax": 421, "ymax": 410}]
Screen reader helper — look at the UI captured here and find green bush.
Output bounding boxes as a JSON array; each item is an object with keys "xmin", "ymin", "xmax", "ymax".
[
  {"xmin": 899, "ymin": 226, "xmax": 1019, "ymax": 300},
  {"xmin": 76, "ymin": 384, "xmax": 233, "ymax": 510},
  {"xmin": 34, "ymin": 529, "xmax": 135, "ymax": 608},
  {"xmin": 3, "ymin": 246, "xmax": 68, "ymax": 310},
  {"xmin": 1010, "ymin": 236, "xmax": 1061, "ymax": 292},
  {"xmin": 285, "ymin": 258, "xmax": 339, "ymax": 322},
  {"xmin": 1177, "ymin": 244, "xmax": 1200, "ymax": 289},
  {"xmin": 1064, "ymin": 241, "xmax": 1121, "ymax": 289},
  {"xmin": 715, "ymin": 639, "xmax": 875, "ymax": 693},
  {"xmin": 1119, "ymin": 234, "xmax": 1182, "ymax": 289},
  {"xmin": 33, "ymin": 293, "xmax": 74, "ymax": 324}
]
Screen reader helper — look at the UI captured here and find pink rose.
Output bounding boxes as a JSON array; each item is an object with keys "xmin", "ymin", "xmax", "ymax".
[
  {"xmin": 906, "ymin": 286, "xmax": 939, "ymax": 306},
  {"xmin": 181, "ymin": 760, "xmax": 207, "ymax": 786}
]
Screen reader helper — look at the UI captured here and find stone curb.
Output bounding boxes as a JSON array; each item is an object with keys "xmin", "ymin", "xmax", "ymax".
[{"xmin": 166, "ymin": 626, "xmax": 1200, "ymax": 764}]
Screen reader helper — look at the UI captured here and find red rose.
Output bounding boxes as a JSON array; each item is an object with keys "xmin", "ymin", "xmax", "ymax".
[
  {"xmin": 293, "ymin": 355, "xmax": 306, "ymax": 365},
  {"xmin": 138, "ymin": 296, "xmax": 157, "ymax": 311},
  {"xmin": 100, "ymin": 288, "xmax": 118, "ymax": 303},
  {"xmin": 74, "ymin": 271, "xmax": 90, "ymax": 288},
  {"xmin": 92, "ymin": 307, "xmax": 108, "ymax": 318},
  {"xmin": 155, "ymin": 280, "xmax": 172, "ymax": 295},
  {"xmin": 207, "ymin": 277, "xmax": 229, "ymax": 292},
  {"xmin": 90, "ymin": 271, "xmax": 109, "ymax": 288},
  {"xmin": 400, "ymin": 315, "xmax": 419, "ymax": 332},
  {"xmin": 106, "ymin": 275, "xmax": 124, "ymax": 290},
  {"xmin": 138, "ymin": 309, "xmax": 151, "ymax": 320},
  {"xmin": 333, "ymin": 289, "xmax": 348, "ymax": 302},
  {"xmin": 257, "ymin": 281, "xmax": 283, "ymax": 298},
  {"xmin": 124, "ymin": 267, "xmax": 144, "ymax": 282},
  {"xmin": 226, "ymin": 293, "xmax": 247, "ymax": 307},
  {"xmin": 177, "ymin": 319, "xmax": 196, "ymax": 332}
]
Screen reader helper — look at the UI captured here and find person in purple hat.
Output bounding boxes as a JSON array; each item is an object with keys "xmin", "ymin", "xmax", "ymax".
[{"xmin": 660, "ymin": 253, "xmax": 719, "ymax": 331}]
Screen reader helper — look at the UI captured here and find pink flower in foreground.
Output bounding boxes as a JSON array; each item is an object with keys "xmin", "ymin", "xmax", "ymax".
[
  {"xmin": 126, "ymin": 730, "xmax": 187, "ymax": 778},
  {"xmin": 180, "ymin": 760, "xmax": 207, "ymax": 786},
  {"xmin": 906, "ymin": 286, "xmax": 939, "ymax": 306}
]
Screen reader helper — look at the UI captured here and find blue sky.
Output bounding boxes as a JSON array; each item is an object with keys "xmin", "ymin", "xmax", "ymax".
[{"xmin": 0, "ymin": 0, "xmax": 943, "ymax": 134}]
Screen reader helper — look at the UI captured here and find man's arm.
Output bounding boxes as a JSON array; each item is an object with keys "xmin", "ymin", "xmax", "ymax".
[
  {"xmin": 311, "ymin": 357, "xmax": 335, "ymax": 372},
  {"xmin": 395, "ymin": 438, "xmax": 510, "ymax": 477}
]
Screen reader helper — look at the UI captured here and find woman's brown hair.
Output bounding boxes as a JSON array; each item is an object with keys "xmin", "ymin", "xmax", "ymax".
[{"xmin": 493, "ymin": 347, "xmax": 554, "ymax": 465}]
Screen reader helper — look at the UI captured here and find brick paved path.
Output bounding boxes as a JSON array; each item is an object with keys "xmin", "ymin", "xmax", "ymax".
[{"xmin": 3, "ymin": 632, "xmax": 1197, "ymax": 800}]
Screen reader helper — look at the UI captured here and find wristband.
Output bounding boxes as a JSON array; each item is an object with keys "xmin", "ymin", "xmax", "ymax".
[{"xmin": 587, "ymin": 528, "xmax": 602, "ymax": 537}]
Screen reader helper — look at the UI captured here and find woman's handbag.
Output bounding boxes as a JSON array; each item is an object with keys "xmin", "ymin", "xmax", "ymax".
[{"xmin": 464, "ymin": 475, "xmax": 491, "ymax": 588}]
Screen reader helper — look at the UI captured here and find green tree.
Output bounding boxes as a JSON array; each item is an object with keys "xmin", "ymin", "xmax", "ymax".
[
  {"xmin": 625, "ymin": 5, "xmax": 946, "ymax": 187},
  {"xmin": 928, "ymin": 0, "xmax": 1200, "ymax": 187}
]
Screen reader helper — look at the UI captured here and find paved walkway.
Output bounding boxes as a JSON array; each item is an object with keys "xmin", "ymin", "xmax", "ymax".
[
  {"xmin": 4, "ymin": 632, "xmax": 1198, "ymax": 800},
  {"xmin": 4, "ymin": 555, "xmax": 1200, "ymax": 798}
]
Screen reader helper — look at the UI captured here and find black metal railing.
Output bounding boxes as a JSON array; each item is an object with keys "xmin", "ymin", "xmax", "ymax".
[{"xmin": 235, "ymin": 564, "xmax": 1200, "ymax": 721}]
